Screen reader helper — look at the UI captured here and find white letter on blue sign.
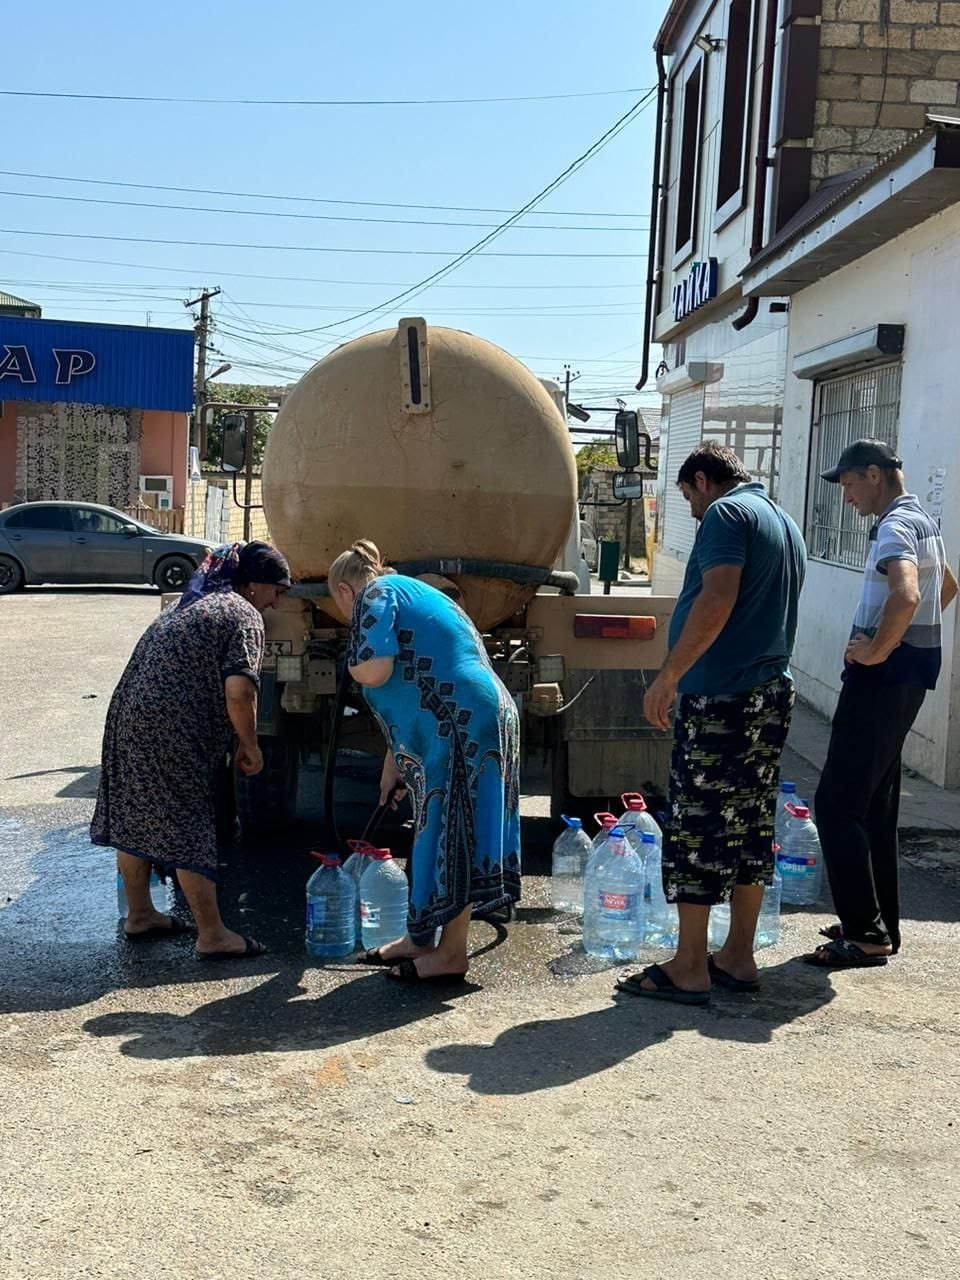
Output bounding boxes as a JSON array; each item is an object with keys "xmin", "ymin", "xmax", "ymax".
[
  {"xmin": 53, "ymin": 349, "xmax": 96, "ymax": 385},
  {"xmin": 0, "ymin": 344, "xmax": 37, "ymax": 384}
]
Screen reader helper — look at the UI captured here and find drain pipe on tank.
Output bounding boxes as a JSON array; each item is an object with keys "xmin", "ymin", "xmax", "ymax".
[
  {"xmin": 635, "ymin": 44, "xmax": 668, "ymax": 394},
  {"xmin": 732, "ymin": 0, "xmax": 779, "ymax": 332}
]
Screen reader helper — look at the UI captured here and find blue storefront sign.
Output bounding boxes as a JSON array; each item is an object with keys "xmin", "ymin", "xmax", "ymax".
[{"xmin": 0, "ymin": 317, "xmax": 194, "ymax": 412}]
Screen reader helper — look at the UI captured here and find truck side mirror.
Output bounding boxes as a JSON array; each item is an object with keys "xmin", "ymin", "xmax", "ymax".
[
  {"xmin": 221, "ymin": 413, "xmax": 248, "ymax": 473},
  {"xmin": 614, "ymin": 410, "xmax": 640, "ymax": 470}
]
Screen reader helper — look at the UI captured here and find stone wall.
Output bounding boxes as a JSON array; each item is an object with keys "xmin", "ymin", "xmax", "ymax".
[{"xmin": 814, "ymin": 0, "xmax": 960, "ymax": 180}]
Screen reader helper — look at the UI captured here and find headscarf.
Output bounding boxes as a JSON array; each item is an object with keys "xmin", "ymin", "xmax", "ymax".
[{"xmin": 177, "ymin": 540, "xmax": 291, "ymax": 610}]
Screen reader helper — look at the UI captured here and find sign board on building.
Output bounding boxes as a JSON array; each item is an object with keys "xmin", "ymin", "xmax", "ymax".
[
  {"xmin": 0, "ymin": 317, "xmax": 194, "ymax": 411},
  {"xmin": 672, "ymin": 259, "xmax": 719, "ymax": 322}
]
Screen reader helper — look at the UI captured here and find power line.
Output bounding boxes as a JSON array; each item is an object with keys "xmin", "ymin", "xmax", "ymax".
[
  {"xmin": 0, "ymin": 87, "xmax": 652, "ymax": 107},
  {"xmin": 0, "ymin": 246, "xmax": 645, "ymax": 286},
  {"xmin": 259, "ymin": 90, "xmax": 657, "ymax": 339},
  {"xmin": 1, "ymin": 274, "xmax": 644, "ymax": 294},
  {"xmin": 0, "ymin": 187, "xmax": 647, "ymax": 233},
  {"xmin": 0, "ymin": 228, "xmax": 645, "ymax": 259},
  {"xmin": 0, "ymin": 169, "xmax": 647, "ymax": 219}
]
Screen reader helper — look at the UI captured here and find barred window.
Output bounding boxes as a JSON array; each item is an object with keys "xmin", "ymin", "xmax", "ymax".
[{"xmin": 806, "ymin": 363, "xmax": 902, "ymax": 568}]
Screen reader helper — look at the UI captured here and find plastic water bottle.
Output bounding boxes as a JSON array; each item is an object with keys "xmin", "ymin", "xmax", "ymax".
[
  {"xmin": 756, "ymin": 866, "xmax": 783, "ymax": 947},
  {"xmin": 342, "ymin": 841, "xmax": 371, "ymax": 945},
  {"xmin": 708, "ymin": 867, "xmax": 783, "ymax": 950},
  {"xmin": 642, "ymin": 831, "xmax": 679, "ymax": 948},
  {"xmin": 618, "ymin": 793, "xmax": 663, "ymax": 844},
  {"xmin": 583, "ymin": 827, "xmax": 645, "ymax": 961},
  {"xmin": 582, "ymin": 814, "xmax": 620, "ymax": 933},
  {"xmin": 305, "ymin": 853, "xmax": 357, "ymax": 959},
  {"xmin": 776, "ymin": 803, "xmax": 823, "ymax": 906},
  {"xmin": 117, "ymin": 869, "xmax": 171, "ymax": 918},
  {"xmin": 774, "ymin": 781, "xmax": 798, "ymax": 850},
  {"xmin": 359, "ymin": 848, "xmax": 409, "ymax": 951},
  {"xmin": 551, "ymin": 816, "xmax": 593, "ymax": 914}
]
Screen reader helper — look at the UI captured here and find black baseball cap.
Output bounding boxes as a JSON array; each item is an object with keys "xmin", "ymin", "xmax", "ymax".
[{"xmin": 821, "ymin": 438, "xmax": 903, "ymax": 483}]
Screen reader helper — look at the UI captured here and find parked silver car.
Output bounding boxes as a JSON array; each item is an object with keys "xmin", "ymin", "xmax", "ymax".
[{"xmin": 0, "ymin": 502, "xmax": 212, "ymax": 594}]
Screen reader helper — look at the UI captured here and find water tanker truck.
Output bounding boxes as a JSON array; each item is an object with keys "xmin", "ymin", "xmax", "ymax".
[{"xmin": 223, "ymin": 318, "xmax": 675, "ymax": 831}]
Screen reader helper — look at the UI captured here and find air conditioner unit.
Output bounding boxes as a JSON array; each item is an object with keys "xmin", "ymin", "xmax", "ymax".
[{"xmin": 139, "ymin": 475, "xmax": 174, "ymax": 510}]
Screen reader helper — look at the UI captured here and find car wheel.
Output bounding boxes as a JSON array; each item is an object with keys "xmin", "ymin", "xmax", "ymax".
[
  {"xmin": 0, "ymin": 555, "xmax": 24, "ymax": 595},
  {"xmin": 154, "ymin": 555, "xmax": 196, "ymax": 592}
]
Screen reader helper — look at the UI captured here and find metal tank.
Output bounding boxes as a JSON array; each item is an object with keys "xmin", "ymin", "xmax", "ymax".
[{"xmin": 261, "ymin": 318, "xmax": 577, "ymax": 629}]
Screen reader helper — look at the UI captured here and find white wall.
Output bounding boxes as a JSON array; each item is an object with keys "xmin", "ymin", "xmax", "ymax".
[{"xmin": 778, "ymin": 204, "xmax": 960, "ymax": 786}]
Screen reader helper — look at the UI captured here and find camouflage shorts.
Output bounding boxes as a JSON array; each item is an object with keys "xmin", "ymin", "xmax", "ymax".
[{"xmin": 663, "ymin": 676, "xmax": 795, "ymax": 906}]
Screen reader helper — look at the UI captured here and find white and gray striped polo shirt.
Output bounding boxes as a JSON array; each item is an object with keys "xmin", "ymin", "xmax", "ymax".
[{"xmin": 849, "ymin": 494, "xmax": 945, "ymax": 689}]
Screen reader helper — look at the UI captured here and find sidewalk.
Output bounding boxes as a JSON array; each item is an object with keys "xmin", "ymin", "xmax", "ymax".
[{"xmin": 784, "ymin": 701, "xmax": 960, "ymax": 834}]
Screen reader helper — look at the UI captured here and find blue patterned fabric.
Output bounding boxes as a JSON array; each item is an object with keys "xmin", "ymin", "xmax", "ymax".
[{"xmin": 347, "ymin": 575, "xmax": 521, "ymax": 943}]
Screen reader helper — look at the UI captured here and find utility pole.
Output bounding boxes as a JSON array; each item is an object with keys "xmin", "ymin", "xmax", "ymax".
[
  {"xmin": 562, "ymin": 363, "xmax": 580, "ymax": 408},
  {"xmin": 185, "ymin": 287, "xmax": 221, "ymax": 448}
]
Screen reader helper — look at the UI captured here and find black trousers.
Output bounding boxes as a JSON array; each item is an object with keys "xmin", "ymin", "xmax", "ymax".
[{"xmin": 814, "ymin": 671, "xmax": 926, "ymax": 951}]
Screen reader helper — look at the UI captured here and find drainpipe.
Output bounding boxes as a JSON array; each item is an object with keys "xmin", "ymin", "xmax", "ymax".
[
  {"xmin": 732, "ymin": 0, "xmax": 779, "ymax": 331},
  {"xmin": 635, "ymin": 44, "xmax": 669, "ymax": 392}
]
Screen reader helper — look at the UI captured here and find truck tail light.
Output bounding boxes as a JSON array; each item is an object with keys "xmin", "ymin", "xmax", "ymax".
[{"xmin": 573, "ymin": 614, "xmax": 657, "ymax": 640}]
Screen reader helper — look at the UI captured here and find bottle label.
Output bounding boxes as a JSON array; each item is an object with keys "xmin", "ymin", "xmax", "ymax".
[
  {"xmin": 777, "ymin": 854, "xmax": 816, "ymax": 870},
  {"xmin": 598, "ymin": 890, "xmax": 638, "ymax": 914},
  {"xmin": 306, "ymin": 900, "xmax": 326, "ymax": 928},
  {"xmin": 361, "ymin": 902, "xmax": 381, "ymax": 926}
]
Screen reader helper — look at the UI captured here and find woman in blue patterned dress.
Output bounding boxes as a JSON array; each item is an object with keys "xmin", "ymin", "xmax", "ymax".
[{"xmin": 329, "ymin": 541, "xmax": 521, "ymax": 983}]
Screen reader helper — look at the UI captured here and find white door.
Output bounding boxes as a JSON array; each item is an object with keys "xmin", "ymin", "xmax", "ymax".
[{"xmin": 661, "ymin": 385, "xmax": 705, "ymax": 563}]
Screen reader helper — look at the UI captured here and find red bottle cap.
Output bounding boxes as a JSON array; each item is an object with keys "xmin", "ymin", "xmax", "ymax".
[
  {"xmin": 311, "ymin": 852, "xmax": 341, "ymax": 866},
  {"xmin": 621, "ymin": 792, "xmax": 648, "ymax": 812}
]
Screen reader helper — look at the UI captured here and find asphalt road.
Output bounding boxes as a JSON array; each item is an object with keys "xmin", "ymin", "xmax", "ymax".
[{"xmin": 1, "ymin": 588, "xmax": 958, "ymax": 1280}]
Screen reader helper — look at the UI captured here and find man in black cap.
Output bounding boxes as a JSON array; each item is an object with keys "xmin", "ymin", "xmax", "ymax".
[{"xmin": 806, "ymin": 439, "xmax": 956, "ymax": 969}]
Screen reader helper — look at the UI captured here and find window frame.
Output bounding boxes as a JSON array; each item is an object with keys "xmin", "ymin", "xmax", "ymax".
[
  {"xmin": 714, "ymin": 0, "xmax": 759, "ymax": 233},
  {"xmin": 70, "ymin": 507, "xmax": 130, "ymax": 536},
  {"xmin": 804, "ymin": 361, "xmax": 903, "ymax": 571},
  {"xmin": 672, "ymin": 52, "xmax": 707, "ymax": 269}
]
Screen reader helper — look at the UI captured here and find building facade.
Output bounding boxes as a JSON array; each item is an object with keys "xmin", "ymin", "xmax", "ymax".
[
  {"xmin": 649, "ymin": 0, "xmax": 960, "ymax": 592},
  {"xmin": 0, "ymin": 314, "xmax": 194, "ymax": 512}
]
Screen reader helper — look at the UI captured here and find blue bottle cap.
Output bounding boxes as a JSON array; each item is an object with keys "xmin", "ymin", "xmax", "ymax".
[
  {"xmin": 609, "ymin": 825, "xmax": 625, "ymax": 838},
  {"xmin": 781, "ymin": 781, "xmax": 797, "ymax": 793},
  {"xmin": 640, "ymin": 832, "xmax": 657, "ymax": 843},
  {"xmin": 562, "ymin": 815, "xmax": 583, "ymax": 829}
]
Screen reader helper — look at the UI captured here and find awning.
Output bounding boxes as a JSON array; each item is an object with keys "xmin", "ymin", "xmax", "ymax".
[{"xmin": 743, "ymin": 119, "xmax": 960, "ymax": 297}]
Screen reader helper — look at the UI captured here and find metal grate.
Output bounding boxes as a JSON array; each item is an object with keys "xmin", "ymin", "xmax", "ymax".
[{"xmin": 807, "ymin": 363, "xmax": 902, "ymax": 568}]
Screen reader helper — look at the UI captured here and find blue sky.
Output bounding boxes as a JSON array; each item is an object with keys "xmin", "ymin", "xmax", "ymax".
[{"xmin": 4, "ymin": 1, "xmax": 662, "ymax": 408}]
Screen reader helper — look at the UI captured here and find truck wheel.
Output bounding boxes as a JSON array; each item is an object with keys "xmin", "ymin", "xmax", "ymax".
[
  {"xmin": 154, "ymin": 555, "xmax": 195, "ymax": 592},
  {"xmin": 236, "ymin": 735, "xmax": 300, "ymax": 836},
  {"xmin": 0, "ymin": 555, "xmax": 24, "ymax": 594}
]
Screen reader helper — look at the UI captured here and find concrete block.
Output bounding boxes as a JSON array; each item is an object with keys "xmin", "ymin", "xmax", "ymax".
[
  {"xmin": 830, "ymin": 47, "xmax": 886, "ymax": 74},
  {"xmin": 936, "ymin": 54, "xmax": 960, "ymax": 77},
  {"xmin": 878, "ymin": 102, "xmax": 932, "ymax": 127},
  {"xmin": 820, "ymin": 23, "xmax": 864, "ymax": 48},
  {"xmin": 830, "ymin": 100, "xmax": 880, "ymax": 125},
  {"xmin": 861, "ymin": 76, "xmax": 908, "ymax": 101},
  {"xmin": 834, "ymin": 0, "xmax": 881, "ymax": 17},
  {"xmin": 886, "ymin": 50, "xmax": 939, "ymax": 76},
  {"xmin": 913, "ymin": 27, "xmax": 960, "ymax": 50},
  {"xmin": 938, "ymin": 0, "xmax": 960, "ymax": 21},
  {"xmin": 814, "ymin": 126, "xmax": 855, "ymax": 150},
  {"xmin": 861, "ymin": 25, "xmax": 917, "ymax": 47},
  {"xmin": 909, "ymin": 78, "xmax": 960, "ymax": 104},
  {"xmin": 818, "ymin": 73, "xmax": 862, "ymax": 98},
  {"xmin": 889, "ymin": 0, "xmax": 938, "ymax": 19}
]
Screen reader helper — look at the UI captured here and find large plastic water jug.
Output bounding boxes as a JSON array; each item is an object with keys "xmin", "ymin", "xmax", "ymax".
[
  {"xmin": 583, "ymin": 827, "xmax": 645, "ymax": 961},
  {"xmin": 708, "ymin": 867, "xmax": 783, "ymax": 950},
  {"xmin": 617, "ymin": 793, "xmax": 663, "ymax": 844},
  {"xmin": 776, "ymin": 803, "xmax": 823, "ymax": 906},
  {"xmin": 117, "ymin": 869, "xmax": 171, "ymax": 918},
  {"xmin": 343, "ymin": 840, "xmax": 373, "ymax": 944},
  {"xmin": 359, "ymin": 848, "xmax": 409, "ymax": 951},
  {"xmin": 305, "ymin": 853, "xmax": 357, "ymax": 959},
  {"xmin": 551, "ymin": 816, "xmax": 593, "ymax": 914},
  {"xmin": 582, "ymin": 814, "xmax": 621, "ymax": 933},
  {"xmin": 642, "ymin": 831, "xmax": 679, "ymax": 948},
  {"xmin": 774, "ymin": 781, "xmax": 797, "ymax": 851}
]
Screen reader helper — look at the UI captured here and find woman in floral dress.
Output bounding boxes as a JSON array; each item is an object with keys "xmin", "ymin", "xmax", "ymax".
[{"xmin": 91, "ymin": 541, "xmax": 290, "ymax": 960}]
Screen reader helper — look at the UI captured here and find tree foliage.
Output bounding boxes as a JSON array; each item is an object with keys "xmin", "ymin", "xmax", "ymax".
[{"xmin": 575, "ymin": 442, "xmax": 618, "ymax": 476}]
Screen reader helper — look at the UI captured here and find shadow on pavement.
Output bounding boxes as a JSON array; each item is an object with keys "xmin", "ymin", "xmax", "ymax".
[{"xmin": 424, "ymin": 960, "xmax": 838, "ymax": 1095}]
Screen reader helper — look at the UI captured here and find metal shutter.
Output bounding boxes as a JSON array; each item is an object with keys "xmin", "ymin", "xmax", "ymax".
[{"xmin": 661, "ymin": 384, "xmax": 705, "ymax": 562}]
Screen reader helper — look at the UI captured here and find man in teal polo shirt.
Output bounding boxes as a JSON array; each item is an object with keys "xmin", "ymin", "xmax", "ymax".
[{"xmin": 618, "ymin": 442, "xmax": 806, "ymax": 1005}]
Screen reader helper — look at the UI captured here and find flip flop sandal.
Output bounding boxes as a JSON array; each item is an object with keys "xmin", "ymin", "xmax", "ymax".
[
  {"xmin": 123, "ymin": 916, "xmax": 194, "ymax": 942},
  {"xmin": 708, "ymin": 955, "xmax": 760, "ymax": 993},
  {"xmin": 195, "ymin": 935, "xmax": 266, "ymax": 962},
  {"xmin": 356, "ymin": 948, "xmax": 390, "ymax": 966},
  {"xmin": 385, "ymin": 958, "xmax": 467, "ymax": 985},
  {"xmin": 615, "ymin": 963, "xmax": 711, "ymax": 1006},
  {"xmin": 802, "ymin": 938, "xmax": 888, "ymax": 968},
  {"xmin": 819, "ymin": 924, "xmax": 844, "ymax": 942}
]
